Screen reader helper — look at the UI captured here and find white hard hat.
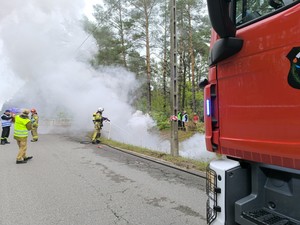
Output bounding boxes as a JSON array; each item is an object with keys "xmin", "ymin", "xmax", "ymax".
[{"xmin": 98, "ymin": 107, "xmax": 104, "ymax": 112}]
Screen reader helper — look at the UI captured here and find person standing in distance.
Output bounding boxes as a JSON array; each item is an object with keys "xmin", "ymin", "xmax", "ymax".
[
  {"xmin": 1, "ymin": 109, "xmax": 13, "ymax": 145},
  {"xmin": 14, "ymin": 109, "xmax": 33, "ymax": 164},
  {"xmin": 177, "ymin": 111, "xmax": 182, "ymax": 130},
  {"xmin": 193, "ymin": 112, "xmax": 199, "ymax": 125},
  {"xmin": 182, "ymin": 111, "xmax": 188, "ymax": 131},
  {"xmin": 30, "ymin": 108, "xmax": 39, "ymax": 142}
]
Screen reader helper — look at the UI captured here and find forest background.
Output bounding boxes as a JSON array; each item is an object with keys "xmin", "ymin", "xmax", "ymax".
[{"xmin": 83, "ymin": 0, "xmax": 211, "ymax": 131}]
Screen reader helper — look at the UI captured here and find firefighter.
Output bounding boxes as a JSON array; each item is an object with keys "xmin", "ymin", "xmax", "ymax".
[
  {"xmin": 91, "ymin": 107, "xmax": 110, "ymax": 144},
  {"xmin": 14, "ymin": 109, "xmax": 33, "ymax": 164},
  {"xmin": 182, "ymin": 111, "xmax": 188, "ymax": 131},
  {"xmin": 1, "ymin": 109, "xmax": 13, "ymax": 145},
  {"xmin": 177, "ymin": 111, "xmax": 182, "ymax": 130},
  {"xmin": 30, "ymin": 108, "xmax": 39, "ymax": 142}
]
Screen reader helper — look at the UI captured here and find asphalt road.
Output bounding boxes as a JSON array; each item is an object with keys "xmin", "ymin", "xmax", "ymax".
[{"xmin": 0, "ymin": 134, "xmax": 207, "ymax": 225}]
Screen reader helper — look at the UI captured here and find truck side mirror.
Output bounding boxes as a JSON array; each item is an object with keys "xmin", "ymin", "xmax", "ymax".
[
  {"xmin": 207, "ymin": 0, "xmax": 236, "ymax": 38},
  {"xmin": 269, "ymin": 0, "xmax": 284, "ymax": 9},
  {"xmin": 199, "ymin": 78, "xmax": 209, "ymax": 89}
]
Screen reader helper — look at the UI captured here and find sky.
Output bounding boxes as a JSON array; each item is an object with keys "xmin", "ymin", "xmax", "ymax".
[
  {"xmin": 83, "ymin": 0, "xmax": 103, "ymax": 20},
  {"xmin": 0, "ymin": 0, "xmax": 215, "ymax": 161}
]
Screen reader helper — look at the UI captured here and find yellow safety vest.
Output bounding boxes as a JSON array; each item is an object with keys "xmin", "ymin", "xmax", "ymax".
[{"xmin": 14, "ymin": 115, "xmax": 31, "ymax": 137}]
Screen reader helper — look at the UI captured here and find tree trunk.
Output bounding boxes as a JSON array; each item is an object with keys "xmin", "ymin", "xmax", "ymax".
[
  {"xmin": 182, "ymin": 54, "xmax": 187, "ymax": 110},
  {"xmin": 145, "ymin": 9, "xmax": 151, "ymax": 112},
  {"xmin": 118, "ymin": 0, "xmax": 127, "ymax": 68},
  {"xmin": 162, "ymin": 0, "xmax": 168, "ymax": 113},
  {"xmin": 178, "ymin": 37, "xmax": 184, "ymax": 112},
  {"xmin": 188, "ymin": 3, "xmax": 196, "ymax": 113}
]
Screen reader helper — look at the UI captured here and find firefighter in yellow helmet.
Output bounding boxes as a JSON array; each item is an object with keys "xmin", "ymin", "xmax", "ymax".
[
  {"xmin": 30, "ymin": 108, "xmax": 39, "ymax": 142},
  {"xmin": 91, "ymin": 107, "xmax": 110, "ymax": 144},
  {"xmin": 13, "ymin": 109, "xmax": 33, "ymax": 164}
]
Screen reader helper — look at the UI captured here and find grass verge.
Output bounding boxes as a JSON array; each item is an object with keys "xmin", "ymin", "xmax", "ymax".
[{"xmin": 100, "ymin": 137, "xmax": 209, "ymax": 172}]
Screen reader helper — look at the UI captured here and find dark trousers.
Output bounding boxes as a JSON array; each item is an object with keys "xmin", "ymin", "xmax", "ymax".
[
  {"xmin": 1, "ymin": 126, "xmax": 10, "ymax": 142},
  {"xmin": 178, "ymin": 120, "xmax": 182, "ymax": 129}
]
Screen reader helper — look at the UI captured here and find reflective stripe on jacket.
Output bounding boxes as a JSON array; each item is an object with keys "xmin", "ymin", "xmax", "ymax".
[
  {"xmin": 1, "ymin": 114, "xmax": 12, "ymax": 127},
  {"xmin": 14, "ymin": 115, "xmax": 31, "ymax": 137}
]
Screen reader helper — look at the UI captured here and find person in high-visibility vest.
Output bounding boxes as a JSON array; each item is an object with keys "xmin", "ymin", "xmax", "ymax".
[
  {"xmin": 13, "ymin": 109, "xmax": 33, "ymax": 164},
  {"xmin": 30, "ymin": 108, "xmax": 39, "ymax": 142},
  {"xmin": 1, "ymin": 109, "xmax": 13, "ymax": 145},
  {"xmin": 91, "ymin": 107, "xmax": 110, "ymax": 144},
  {"xmin": 177, "ymin": 111, "xmax": 182, "ymax": 130},
  {"xmin": 182, "ymin": 111, "xmax": 188, "ymax": 131}
]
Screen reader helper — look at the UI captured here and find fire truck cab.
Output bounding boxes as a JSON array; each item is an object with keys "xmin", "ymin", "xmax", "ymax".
[{"xmin": 204, "ymin": 0, "xmax": 300, "ymax": 224}]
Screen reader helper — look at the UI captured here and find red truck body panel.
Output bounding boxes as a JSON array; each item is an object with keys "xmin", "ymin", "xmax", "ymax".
[{"xmin": 205, "ymin": 5, "xmax": 300, "ymax": 169}]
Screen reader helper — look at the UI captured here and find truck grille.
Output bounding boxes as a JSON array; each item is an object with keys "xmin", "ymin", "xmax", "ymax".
[{"xmin": 206, "ymin": 167, "xmax": 218, "ymax": 224}]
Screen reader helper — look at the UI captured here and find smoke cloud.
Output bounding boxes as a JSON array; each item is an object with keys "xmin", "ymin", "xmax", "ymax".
[{"xmin": 0, "ymin": 0, "xmax": 215, "ymax": 161}]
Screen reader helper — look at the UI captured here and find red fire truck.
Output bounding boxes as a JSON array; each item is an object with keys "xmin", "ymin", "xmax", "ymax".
[{"xmin": 203, "ymin": 0, "xmax": 300, "ymax": 224}]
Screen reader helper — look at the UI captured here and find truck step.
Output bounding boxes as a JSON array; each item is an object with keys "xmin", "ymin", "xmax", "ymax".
[{"xmin": 242, "ymin": 209, "xmax": 299, "ymax": 225}]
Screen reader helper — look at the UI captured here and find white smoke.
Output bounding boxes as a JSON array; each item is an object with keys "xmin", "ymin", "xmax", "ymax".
[
  {"xmin": 180, "ymin": 133, "xmax": 216, "ymax": 160},
  {"xmin": 0, "ymin": 0, "xmax": 215, "ymax": 161}
]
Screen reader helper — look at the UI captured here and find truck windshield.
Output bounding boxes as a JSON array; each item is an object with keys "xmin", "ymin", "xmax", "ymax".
[{"xmin": 235, "ymin": 0, "xmax": 297, "ymax": 26}]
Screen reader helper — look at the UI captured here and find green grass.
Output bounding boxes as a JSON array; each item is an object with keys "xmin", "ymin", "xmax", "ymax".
[
  {"xmin": 88, "ymin": 122, "xmax": 211, "ymax": 172},
  {"xmin": 100, "ymin": 133, "xmax": 210, "ymax": 172}
]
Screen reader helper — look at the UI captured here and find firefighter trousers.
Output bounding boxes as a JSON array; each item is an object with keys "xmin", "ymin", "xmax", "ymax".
[
  {"xmin": 91, "ymin": 123, "xmax": 101, "ymax": 143},
  {"xmin": 31, "ymin": 128, "xmax": 38, "ymax": 141},
  {"xmin": 14, "ymin": 136, "xmax": 28, "ymax": 161},
  {"xmin": 1, "ymin": 126, "xmax": 10, "ymax": 143}
]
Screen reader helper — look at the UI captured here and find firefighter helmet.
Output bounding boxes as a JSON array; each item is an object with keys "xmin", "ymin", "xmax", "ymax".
[
  {"xmin": 22, "ymin": 109, "xmax": 30, "ymax": 115},
  {"xmin": 98, "ymin": 107, "xmax": 104, "ymax": 112}
]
